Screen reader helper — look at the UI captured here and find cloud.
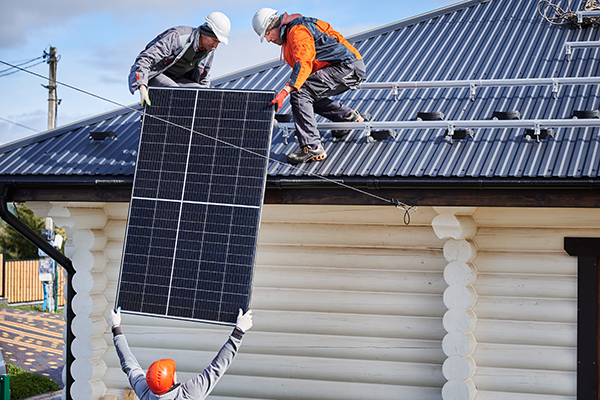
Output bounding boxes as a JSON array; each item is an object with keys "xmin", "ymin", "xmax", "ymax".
[{"xmin": 0, "ymin": 0, "xmax": 261, "ymax": 49}]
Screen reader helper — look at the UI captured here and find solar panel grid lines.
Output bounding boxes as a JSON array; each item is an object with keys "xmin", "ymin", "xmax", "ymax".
[{"xmin": 116, "ymin": 87, "xmax": 274, "ymax": 325}]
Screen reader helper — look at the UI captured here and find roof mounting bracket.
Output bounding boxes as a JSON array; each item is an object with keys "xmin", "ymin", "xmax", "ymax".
[
  {"xmin": 282, "ymin": 125, "xmax": 292, "ymax": 145},
  {"xmin": 364, "ymin": 122, "xmax": 374, "ymax": 143},
  {"xmin": 444, "ymin": 123, "xmax": 465, "ymax": 144},
  {"xmin": 565, "ymin": 43, "xmax": 573, "ymax": 61},
  {"xmin": 470, "ymin": 83, "xmax": 476, "ymax": 102},
  {"xmin": 392, "ymin": 84, "xmax": 399, "ymax": 102},
  {"xmin": 533, "ymin": 121, "xmax": 541, "ymax": 141},
  {"xmin": 525, "ymin": 122, "xmax": 555, "ymax": 143},
  {"xmin": 447, "ymin": 122, "xmax": 455, "ymax": 138},
  {"xmin": 552, "ymin": 79, "xmax": 559, "ymax": 99}
]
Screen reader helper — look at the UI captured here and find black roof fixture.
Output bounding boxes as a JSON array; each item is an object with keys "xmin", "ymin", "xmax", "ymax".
[
  {"xmin": 369, "ymin": 129, "xmax": 396, "ymax": 141},
  {"xmin": 571, "ymin": 109, "xmax": 599, "ymax": 119},
  {"xmin": 417, "ymin": 111, "xmax": 445, "ymax": 121},
  {"xmin": 445, "ymin": 128, "xmax": 474, "ymax": 143},
  {"xmin": 274, "ymin": 113, "xmax": 293, "ymax": 123},
  {"xmin": 492, "ymin": 110, "xmax": 521, "ymax": 120},
  {"xmin": 89, "ymin": 131, "xmax": 116, "ymax": 141},
  {"xmin": 524, "ymin": 127, "xmax": 555, "ymax": 142}
]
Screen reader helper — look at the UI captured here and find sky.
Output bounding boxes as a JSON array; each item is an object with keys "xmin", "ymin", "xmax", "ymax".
[{"xmin": 0, "ymin": 0, "xmax": 458, "ymax": 146}]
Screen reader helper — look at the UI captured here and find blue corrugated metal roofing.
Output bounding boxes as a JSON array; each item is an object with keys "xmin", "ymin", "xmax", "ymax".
[
  {"xmin": 0, "ymin": 106, "xmax": 141, "ymax": 178},
  {"xmin": 1, "ymin": 0, "xmax": 599, "ymax": 181}
]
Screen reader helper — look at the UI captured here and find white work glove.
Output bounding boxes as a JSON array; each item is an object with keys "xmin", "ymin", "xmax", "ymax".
[
  {"xmin": 139, "ymin": 85, "xmax": 151, "ymax": 107},
  {"xmin": 235, "ymin": 309, "xmax": 253, "ymax": 333},
  {"xmin": 109, "ymin": 307, "xmax": 121, "ymax": 329}
]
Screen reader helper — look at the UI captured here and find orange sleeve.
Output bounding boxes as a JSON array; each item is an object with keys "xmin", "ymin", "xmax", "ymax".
[{"xmin": 287, "ymin": 25, "xmax": 316, "ymax": 90}]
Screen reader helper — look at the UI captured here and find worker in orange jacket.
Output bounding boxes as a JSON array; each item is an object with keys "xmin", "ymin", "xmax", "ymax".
[{"xmin": 252, "ymin": 8, "xmax": 366, "ymax": 164}]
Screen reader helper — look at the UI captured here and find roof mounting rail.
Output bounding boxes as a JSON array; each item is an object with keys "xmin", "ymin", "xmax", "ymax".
[
  {"xmin": 275, "ymin": 117, "xmax": 600, "ymax": 142},
  {"xmin": 577, "ymin": 10, "xmax": 600, "ymax": 24},
  {"xmin": 359, "ymin": 77, "xmax": 600, "ymax": 100},
  {"xmin": 564, "ymin": 40, "xmax": 600, "ymax": 60}
]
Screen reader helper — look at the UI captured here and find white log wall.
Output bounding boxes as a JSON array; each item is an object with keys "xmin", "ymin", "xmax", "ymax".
[
  {"xmin": 24, "ymin": 203, "xmax": 598, "ymax": 400},
  {"xmin": 99, "ymin": 204, "xmax": 449, "ymax": 400},
  {"xmin": 464, "ymin": 207, "xmax": 595, "ymax": 400}
]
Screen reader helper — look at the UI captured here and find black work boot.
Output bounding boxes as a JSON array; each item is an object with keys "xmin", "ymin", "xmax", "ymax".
[
  {"xmin": 286, "ymin": 143, "xmax": 327, "ymax": 164},
  {"xmin": 332, "ymin": 110, "xmax": 365, "ymax": 138}
]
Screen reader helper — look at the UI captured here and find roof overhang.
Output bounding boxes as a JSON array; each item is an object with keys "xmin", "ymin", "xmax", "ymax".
[{"xmin": 2, "ymin": 176, "xmax": 600, "ymax": 208}]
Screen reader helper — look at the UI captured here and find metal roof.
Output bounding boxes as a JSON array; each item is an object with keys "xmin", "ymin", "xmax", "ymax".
[
  {"xmin": 1, "ymin": 0, "xmax": 599, "ymax": 183},
  {"xmin": 0, "ymin": 106, "xmax": 141, "ymax": 180}
]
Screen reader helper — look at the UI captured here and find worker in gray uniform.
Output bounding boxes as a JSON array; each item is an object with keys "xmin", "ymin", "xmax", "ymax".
[
  {"xmin": 128, "ymin": 11, "xmax": 231, "ymax": 107},
  {"xmin": 109, "ymin": 307, "xmax": 252, "ymax": 399}
]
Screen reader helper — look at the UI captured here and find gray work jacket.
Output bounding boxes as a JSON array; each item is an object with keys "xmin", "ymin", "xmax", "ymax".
[
  {"xmin": 128, "ymin": 25, "xmax": 215, "ymax": 94},
  {"xmin": 113, "ymin": 327, "xmax": 243, "ymax": 399}
]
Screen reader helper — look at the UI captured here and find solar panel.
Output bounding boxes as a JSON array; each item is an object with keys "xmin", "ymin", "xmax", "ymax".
[{"xmin": 116, "ymin": 87, "xmax": 274, "ymax": 325}]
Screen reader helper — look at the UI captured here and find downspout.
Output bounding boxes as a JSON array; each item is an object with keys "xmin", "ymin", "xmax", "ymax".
[{"xmin": 0, "ymin": 184, "xmax": 76, "ymax": 400}]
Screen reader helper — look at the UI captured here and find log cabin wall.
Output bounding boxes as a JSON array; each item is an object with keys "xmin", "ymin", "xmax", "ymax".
[{"xmin": 25, "ymin": 202, "xmax": 598, "ymax": 400}]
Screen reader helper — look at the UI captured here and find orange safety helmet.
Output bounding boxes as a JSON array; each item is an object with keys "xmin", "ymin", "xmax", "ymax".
[{"xmin": 146, "ymin": 358, "xmax": 176, "ymax": 395}]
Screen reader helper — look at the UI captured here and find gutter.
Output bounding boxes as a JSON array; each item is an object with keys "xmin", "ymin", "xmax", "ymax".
[
  {"xmin": 266, "ymin": 177, "xmax": 600, "ymax": 190},
  {"xmin": 0, "ymin": 183, "xmax": 76, "ymax": 400}
]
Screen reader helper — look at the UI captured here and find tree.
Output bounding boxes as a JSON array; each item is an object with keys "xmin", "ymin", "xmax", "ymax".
[{"xmin": 0, "ymin": 203, "xmax": 46, "ymax": 260}]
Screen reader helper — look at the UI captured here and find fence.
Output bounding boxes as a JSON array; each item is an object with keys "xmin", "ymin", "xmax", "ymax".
[{"xmin": 0, "ymin": 253, "xmax": 66, "ymax": 306}]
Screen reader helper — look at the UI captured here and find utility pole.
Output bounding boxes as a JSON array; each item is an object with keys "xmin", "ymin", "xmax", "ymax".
[{"xmin": 45, "ymin": 46, "xmax": 58, "ymax": 130}]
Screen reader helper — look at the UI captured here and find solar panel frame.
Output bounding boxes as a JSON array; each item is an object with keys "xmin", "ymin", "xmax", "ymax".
[{"xmin": 116, "ymin": 87, "xmax": 275, "ymax": 326}]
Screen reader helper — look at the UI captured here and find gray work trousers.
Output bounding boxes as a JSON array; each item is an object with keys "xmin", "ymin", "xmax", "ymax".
[{"xmin": 290, "ymin": 59, "xmax": 366, "ymax": 147}]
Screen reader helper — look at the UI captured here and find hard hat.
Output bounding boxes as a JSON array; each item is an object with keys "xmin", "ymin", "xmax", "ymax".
[
  {"xmin": 204, "ymin": 11, "xmax": 231, "ymax": 45},
  {"xmin": 252, "ymin": 8, "xmax": 278, "ymax": 42},
  {"xmin": 146, "ymin": 359, "xmax": 176, "ymax": 395}
]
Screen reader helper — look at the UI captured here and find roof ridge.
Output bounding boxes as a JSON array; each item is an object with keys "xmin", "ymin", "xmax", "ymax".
[{"xmin": 212, "ymin": 0, "xmax": 486, "ymax": 86}]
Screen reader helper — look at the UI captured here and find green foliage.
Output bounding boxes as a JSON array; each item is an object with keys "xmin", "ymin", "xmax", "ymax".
[
  {"xmin": 0, "ymin": 203, "xmax": 66, "ymax": 260},
  {"xmin": 0, "ymin": 303, "xmax": 63, "ymax": 315},
  {"xmin": 0, "ymin": 203, "xmax": 44, "ymax": 260},
  {"xmin": 6, "ymin": 363, "xmax": 60, "ymax": 399}
]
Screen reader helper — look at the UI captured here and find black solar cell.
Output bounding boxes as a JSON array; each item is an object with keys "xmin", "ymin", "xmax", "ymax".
[{"xmin": 116, "ymin": 87, "xmax": 274, "ymax": 325}]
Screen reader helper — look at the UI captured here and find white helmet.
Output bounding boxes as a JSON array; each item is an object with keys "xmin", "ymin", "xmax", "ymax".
[
  {"xmin": 252, "ymin": 8, "xmax": 278, "ymax": 42},
  {"xmin": 204, "ymin": 11, "xmax": 231, "ymax": 45}
]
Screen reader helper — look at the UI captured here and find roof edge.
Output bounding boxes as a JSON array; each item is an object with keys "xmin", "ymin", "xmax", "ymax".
[
  {"xmin": 212, "ymin": 0, "xmax": 484, "ymax": 86},
  {"xmin": 266, "ymin": 176, "xmax": 600, "ymax": 189},
  {"xmin": 349, "ymin": 0, "xmax": 485, "ymax": 42}
]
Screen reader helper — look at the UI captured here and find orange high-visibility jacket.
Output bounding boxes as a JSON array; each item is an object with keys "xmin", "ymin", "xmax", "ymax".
[{"xmin": 280, "ymin": 13, "xmax": 362, "ymax": 90}]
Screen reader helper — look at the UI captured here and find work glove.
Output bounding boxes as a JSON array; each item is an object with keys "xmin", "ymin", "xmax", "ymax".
[
  {"xmin": 270, "ymin": 89, "xmax": 288, "ymax": 111},
  {"xmin": 109, "ymin": 307, "xmax": 121, "ymax": 329},
  {"xmin": 139, "ymin": 85, "xmax": 151, "ymax": 107},
  {"xmin": 235, "ymin": 308, "xmax": 253, "ymax": 333}
]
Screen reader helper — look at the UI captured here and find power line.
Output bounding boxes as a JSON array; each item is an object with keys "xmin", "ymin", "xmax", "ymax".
[
  {"xmin": 0, "ymin": 59, "xmax": 417, "ymax": 222},
  {"xmin": 0, "ymin": 56, "xmax": 45, "ymax": 78},
  {"xmin": 0, "ymin": 116, "xmax": 39, "ymax": 132},
  {"xmin": 0, "ymin": 56, "xmax": 43, "ymax": 72}
]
